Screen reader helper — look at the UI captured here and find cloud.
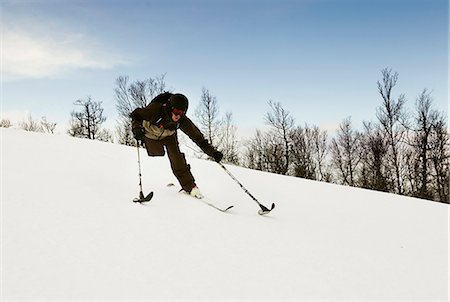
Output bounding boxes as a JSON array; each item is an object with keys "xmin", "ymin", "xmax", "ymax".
[{"xmin": 2, "ymin": 20, "xmax": 128, "ymax": 81}]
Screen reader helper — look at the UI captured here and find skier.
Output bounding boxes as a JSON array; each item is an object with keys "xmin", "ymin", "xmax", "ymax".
[{"xmin": 130, "ymin": 92, "xmax": 223, "ymax": 198}]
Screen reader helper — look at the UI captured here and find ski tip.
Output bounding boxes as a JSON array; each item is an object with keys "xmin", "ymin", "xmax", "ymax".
[
  {"xmin": 145, "ymin": 191, "xmax": 154, "ymax": 200},
  {"xmin": 223, "ymin": 205, "xmax": 234, "ymax": 212}
]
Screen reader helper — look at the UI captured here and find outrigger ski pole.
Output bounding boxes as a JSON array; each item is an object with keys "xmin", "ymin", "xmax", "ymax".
[
  {"xmin": 133, "ymin": 141, "xmax": 153, "ymax": 203},
  {"xmin": 217, "ymin": 162, "xmax": 275, "ymax": 215}
]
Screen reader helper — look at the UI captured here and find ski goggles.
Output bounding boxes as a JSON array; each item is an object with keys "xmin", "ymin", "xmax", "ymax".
[{"xmin": 172, "ymin": 108, "xmax": 185, "ymax": 116}]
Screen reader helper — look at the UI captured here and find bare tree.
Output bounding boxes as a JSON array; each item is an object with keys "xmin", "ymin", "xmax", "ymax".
[
  {"xmin": 20, "ymin": 115, "xmax": 43, "ymax": 132},
  {"xmin": 193, "ymin": 88, "xmax": 240, "ymax": 163},
  {"xmin": 429, "ymin": 112, "xmax": 449, "ymax": 202},
  {"xmin": 68, "ymin": 97, "xmax": 108, "ymax": 141},
  {"xmin": 407, "ymin": 89, "xmax": 449, "ymax": 201},
  {"xmin": 0, "ymin": 118, "xmax": 12, "ymax": 128},
  {"xmin": 221, "ymin": 112, "xmax": 240, "ymax": 164},
  {"xmin": 410, "ymin": 90, "xmax": 434, "ymax": 199},
  {"xmin": 115, "ymin": 74, "xmax": 167, "ymax": 146},
  {"xmin": 311, "ymin": 125, "xmax": 330, "ymax": 182},
  {"xmin": 115, "ymin": 122, "xmax": 134, "ymax": 145},
  {"xmin": 195, "ymin": 87, "xmax": 222, "ymax": 147},
  {"xmin": 264, "ymin": 100, "xmax": 294, "ymax": 175},
  {"xmin": 115, "ymin": 76, "xmax": 134, "ymax": 120},
  {"xmin": 376, "ymin": 68, "xmax": 408, "ymax": 194},
  {"xmin": 331, "ymin": 117, "xmax": 362, "ymax": 186},
  {"xmin": 244, "ymin": 129, "xmax": 286, "ymax": 174},
  {"xmin": 115, "ymin": 74, "xmax": 167, "ymax": 115},
  {"xmin": 18, "ymin": 115, "xmax": 57, "ymax": 134},
  {"xmin": 360, "ymin": 121, "xmax": 389, "ymax": 191},
  {"xmin": 289, "ymin": 125, "xmax": 316, "ymax": 179},
  {"xmin": 244, "ymin": 129, "xmax": 267, "ymax": 171},
  {"xmin": 40, "ymin": 116, "xmax": 57, "ymax": 134}
]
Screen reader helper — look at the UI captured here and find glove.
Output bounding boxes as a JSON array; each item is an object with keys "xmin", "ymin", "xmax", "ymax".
[
  {"xmin": 132, "ymin": 126, "xmax": 145, "ymax": 141},
  {"xmin": 212, "ymin": 150, "xmax": 223, "ymax": 163}
]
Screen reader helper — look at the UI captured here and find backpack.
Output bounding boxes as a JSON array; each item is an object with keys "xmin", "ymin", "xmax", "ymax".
[
  {"xmin": 130, "ymin": 91, "xmax": 172, "ymax": 122},
  {"xmin": 150, "ymin": 91, "xmax": 172, "ymax": 106},
  {"xmin": 149, "ymin": 92, "xmax": 179, "ymax": 129}
]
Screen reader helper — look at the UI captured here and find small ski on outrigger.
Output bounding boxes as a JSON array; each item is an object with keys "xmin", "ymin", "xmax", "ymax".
[
  {"xmin": 133, "ymin": 191, "xmax": 154, "ymax": 203},
  {"xmin": 167, "ymin": 183, "xmax": 234, "ymax": 212}
]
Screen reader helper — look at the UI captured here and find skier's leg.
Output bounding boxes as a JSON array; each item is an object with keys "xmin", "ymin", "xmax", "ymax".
[
  {"xmin": 143, "ymin": 137, "xmax": 165, "ymax": 156},
  {"xmin": 164, "ymin": 134, "xmax": 196, "ymax": 192}
]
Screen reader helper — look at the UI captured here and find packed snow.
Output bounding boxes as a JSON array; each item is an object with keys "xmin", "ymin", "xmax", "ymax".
[{"xmin": 1, "ymin": 128, "xmax": 448, "ymax": 301}]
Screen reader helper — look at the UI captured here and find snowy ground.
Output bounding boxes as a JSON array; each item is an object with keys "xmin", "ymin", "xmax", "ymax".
[{"xmin": 1, "ymin": 128, "xmax": 449, "ymax": 301}]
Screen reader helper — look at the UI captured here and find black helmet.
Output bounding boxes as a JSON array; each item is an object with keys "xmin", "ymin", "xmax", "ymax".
[{"xmin": 169, "ymin": 93, "xmax": 189, "ymax": 113}]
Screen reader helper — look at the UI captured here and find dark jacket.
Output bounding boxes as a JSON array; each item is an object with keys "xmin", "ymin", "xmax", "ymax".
[{"xmin": 130, "ymin": 102, "xmax": 216, "ymax": 156}]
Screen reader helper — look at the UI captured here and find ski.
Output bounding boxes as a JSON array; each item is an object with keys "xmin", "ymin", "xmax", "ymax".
[
  {"xmin": 192, "ymin": 196, "xmax": 234, "ymax": 212},
  {"xmin": 132, "ymin": 191, "xmax": 154, "ymax": 203},
  {"xmin": 167, "ymin": 183, "xmax": 234, "ymax": 212}
]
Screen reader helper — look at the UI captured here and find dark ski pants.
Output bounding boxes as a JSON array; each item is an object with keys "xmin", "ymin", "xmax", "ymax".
[{"xmin": 143, "ymin": 134, "xmax": 195, "ymax": 192}]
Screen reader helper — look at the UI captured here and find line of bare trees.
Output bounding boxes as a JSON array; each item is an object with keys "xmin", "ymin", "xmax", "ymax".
[
  {"xmin": 1, "ymin": 115, "xmax": 57, "ymax": 133},
  {"xmin": 1, "ymin": 97, "xmax": 112, "ymax": 141},
  {"xmin": 2, "ymin": 68, "xmax": 447, "ymax": 203},
  {"xmin": 244, "ymin": 68, "xmax": 449, "ymax": 203}
]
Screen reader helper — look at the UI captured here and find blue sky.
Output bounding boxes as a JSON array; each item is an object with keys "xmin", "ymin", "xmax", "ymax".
[{"xmin": 1, "ymin": 0, "xmax": 448, "ymax": 136}]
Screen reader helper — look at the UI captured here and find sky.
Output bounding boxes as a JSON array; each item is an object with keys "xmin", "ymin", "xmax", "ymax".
[{"xmin": 1, "ymin": 0, "xmax": 448, "ymax": 137}]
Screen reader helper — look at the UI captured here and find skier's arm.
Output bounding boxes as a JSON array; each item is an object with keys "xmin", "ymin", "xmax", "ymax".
[
  {"xmin": 179, "ymin": 117, "xmax": 217, "ymax": 157},
  {"xmin": 130, "ymin": 102, "xmax": 160, "ymax": 122},
  {"xmin": 130, "ymin": 103, "xmax": 161, "ymax": 140}
]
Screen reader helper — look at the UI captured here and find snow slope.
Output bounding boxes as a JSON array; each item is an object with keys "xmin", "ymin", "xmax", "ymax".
[{"xmin": 1, "ymin": 128, "xmax": 449, "ymax": 301}]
